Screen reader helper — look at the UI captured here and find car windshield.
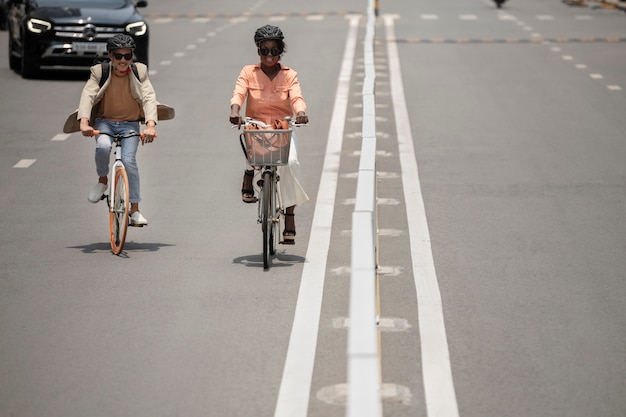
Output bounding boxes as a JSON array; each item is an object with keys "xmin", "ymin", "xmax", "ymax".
[{"xmin": 35, "ymin": 0, "xmax": 127, "ymax": 7}]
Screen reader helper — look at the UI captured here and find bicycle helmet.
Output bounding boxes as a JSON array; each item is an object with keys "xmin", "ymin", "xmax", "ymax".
[
  {"xmin": 106, "ymin": 34, "xmax": 136, "ymax": 52},
  {"xmin": 254, "ymin": 25, "xmax": 284, "ymax": 46}
]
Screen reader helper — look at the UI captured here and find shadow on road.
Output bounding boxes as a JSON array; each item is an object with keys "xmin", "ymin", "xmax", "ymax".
[
  {"xmin": 232, "ymin": 252, "xmax": 305, "ymax": 269},
  {"xmin": 68, "ymin": 241, "xmax": 176, "ymax": 256}
]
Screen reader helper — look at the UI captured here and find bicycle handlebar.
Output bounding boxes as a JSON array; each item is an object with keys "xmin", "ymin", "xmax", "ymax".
[
  {"xmin": 231, "ymin": 117, "xmax": 308, "ymax": 129},
  {"xmin": 92, "ymin": 130, "xmax": 157, "ymax": 138}
]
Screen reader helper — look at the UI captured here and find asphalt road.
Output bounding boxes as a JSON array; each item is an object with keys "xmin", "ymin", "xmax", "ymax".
[{"xmin": 1, "ymin": 1, "xmax": 625, "ymax": 417}]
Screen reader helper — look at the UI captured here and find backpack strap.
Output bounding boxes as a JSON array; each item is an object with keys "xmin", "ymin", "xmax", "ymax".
[
  {"xmin": 99, "ymin": 61, "xmax": 110, "ymax": 88},
  {"xmin": 98, "ymin": 62, "xmax": 140, "ymax": 88}
]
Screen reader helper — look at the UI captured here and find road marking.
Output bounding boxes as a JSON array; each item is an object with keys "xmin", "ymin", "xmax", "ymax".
[
  {"xmin": 13, "ymin": 159, "xmax": 36, "ymax": 168},
  {"xmin": 421, "ymin": 14, "xmax": 439, "ymax": 20},
  {"xmin": 590, "ymin": 73, "xmax": 604, "ymax": 79},
  {"xmin": 51, "ymin": 133, "xmax": 70, "ymax": 141},
  {"xmin": 607, "ymin": 85, "xmax": 622, "ymax": 91},
  {"xmin": 459, "ymin": 14, "xmax": 477, "ymax": 20},
  {"xmin": 273, "ymin": 15, "xmax": 361, "ymax": 417},
  {"xmin": 384, "ymin": 15, "xmax": 460, "ymax": 417}
]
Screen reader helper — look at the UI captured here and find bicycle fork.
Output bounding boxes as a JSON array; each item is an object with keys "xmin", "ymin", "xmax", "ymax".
[{"xmin": 256, "ymin": 168, "xmax": 284, "ymax": 226}]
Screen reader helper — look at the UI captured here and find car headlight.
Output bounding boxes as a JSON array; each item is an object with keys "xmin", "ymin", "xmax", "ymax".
[
  {"xmin": 126, "ymin": 21, "xmax": 147, "ymax": 36},
  {"xmin": 27, "ymin": 18, "xmax": 52, "ymax": 34}
]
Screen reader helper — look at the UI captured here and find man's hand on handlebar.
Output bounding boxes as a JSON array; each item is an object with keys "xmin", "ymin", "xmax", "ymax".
[{"xmin": 141, "ymin": 123, "xmax": 156, "ymax": 145}]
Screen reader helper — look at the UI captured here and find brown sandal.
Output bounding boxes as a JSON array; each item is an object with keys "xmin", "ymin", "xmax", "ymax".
[
  {"xmin": 241, "ymin": 170, "xmax": 257, "ymax": 203},
  {"xmin": 282, "ymin": 213, "xmax": 295, "ymax": 245}
]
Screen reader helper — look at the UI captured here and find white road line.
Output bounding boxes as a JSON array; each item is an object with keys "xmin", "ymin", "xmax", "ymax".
[
  {"xmin": 51, "ymin": 133, "xmax": 70, "ymax": 141},
  {"xmin": 384, "ymin": 15, "xmax": 460, "ymax": 417},
  {"xmin": 273, "ymin": 15, "xmax": 360, "ymax": 417},
  {"xmin": 13, "ymin": 159, "xmax": 36, "ymax": 168}
]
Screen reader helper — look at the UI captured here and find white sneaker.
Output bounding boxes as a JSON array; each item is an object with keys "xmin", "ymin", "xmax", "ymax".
[
  {"xmin": 88, "ymin": 183, "xmax": 107, "ymax": 203},
  {"xmin": 130, "ymin": 211, "xmax": 148, "ymax": 226}
]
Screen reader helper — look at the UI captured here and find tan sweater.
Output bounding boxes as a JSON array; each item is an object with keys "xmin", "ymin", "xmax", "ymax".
[{"xmin": 97, "ymin": 72, "xmax": 141, "ymax": 122}]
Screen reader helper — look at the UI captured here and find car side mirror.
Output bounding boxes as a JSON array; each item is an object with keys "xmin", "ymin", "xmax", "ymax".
[{"xmin": 135, "ymin": 0, "xmax": 148, "ymax": 7}]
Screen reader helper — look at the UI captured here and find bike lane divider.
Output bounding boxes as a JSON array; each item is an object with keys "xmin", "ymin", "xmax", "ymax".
[
  {"xmin": 384, "ymin": 14, "xmax": 460, "ymax": 417},
  {"xmin": 273, "ymin": 14, "xmax": 361, "ymax": 417}
]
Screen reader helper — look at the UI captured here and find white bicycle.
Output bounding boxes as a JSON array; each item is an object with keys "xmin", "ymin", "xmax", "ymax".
[
  {"xmin": 92, "ymin": 130, "xmax": 148, "ymax": 255},
  {"xmin": 236, "ymin": 117, "xmax": 303, "ymax": 269}
]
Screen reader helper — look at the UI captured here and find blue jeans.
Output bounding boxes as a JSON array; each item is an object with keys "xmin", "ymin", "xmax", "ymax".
[{"xmin": 93, "ymin": 119, "xmax": 141, "ymax": 203}]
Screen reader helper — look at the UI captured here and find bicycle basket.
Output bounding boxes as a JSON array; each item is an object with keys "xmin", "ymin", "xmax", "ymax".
[{"xmin": 242, "ymin": 129, "xmax": 292, "ymax": 166}]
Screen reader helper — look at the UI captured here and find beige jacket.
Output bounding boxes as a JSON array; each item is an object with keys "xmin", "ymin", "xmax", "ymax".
[{"xmin": 63, "ymin": 62, "xmax": 174, "ymax": 133}]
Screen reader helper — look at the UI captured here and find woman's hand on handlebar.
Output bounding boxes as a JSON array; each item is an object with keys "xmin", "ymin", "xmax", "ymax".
[
  {"xmin": 230, "ymin": 114, "xmax": 244, "ymax": 128},
  {"xmin": 295, "ymin": 112, "xmax": 309, "ymax": 125}
]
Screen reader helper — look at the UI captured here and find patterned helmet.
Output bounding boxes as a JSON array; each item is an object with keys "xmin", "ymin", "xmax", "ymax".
[
  {"xmin": 107, "ymin": 34, "xmax": 136, "ymax": 52},
  {"xmin": 254, "ymin": 25, "xmax": 284, "ymax": 46}
]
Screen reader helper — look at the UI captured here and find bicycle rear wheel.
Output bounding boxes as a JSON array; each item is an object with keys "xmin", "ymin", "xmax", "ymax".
[
  {"xmin": 109, "ymin": 167, "xmax": 130, "ymax": 255},
  {"xmin": 262, "ymin": 171, "xmax": 273, "ymax": 269}
]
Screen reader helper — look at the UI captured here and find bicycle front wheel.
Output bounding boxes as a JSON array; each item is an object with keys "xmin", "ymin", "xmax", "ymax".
[
  {"xmin": 109, "ymin": 167, "xmax": 130, "ymax": 255},
  {"xmin": 262, "ymin": 171, "xmax": 273, "ymax": 269}
]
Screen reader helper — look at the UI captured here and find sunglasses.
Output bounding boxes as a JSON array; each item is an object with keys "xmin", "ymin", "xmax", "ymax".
[
  {"xmin": 258, "ymin": 47, "xmax": 282, "ymax": 57},
  {"xmin": 113, "ymin": 52, "xmax": 133, "ymax": 60}
]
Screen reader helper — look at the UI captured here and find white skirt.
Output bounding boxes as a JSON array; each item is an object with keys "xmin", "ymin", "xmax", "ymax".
[{"xmin": 247, "ymin": 131, "xmax": 309, "ymax": 208}]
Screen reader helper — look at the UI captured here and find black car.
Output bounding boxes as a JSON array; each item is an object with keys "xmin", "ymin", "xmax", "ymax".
[
  {"xmin": 0, "ymin": 0, "xmax": 9, "ymax": 30},
  {"xmin": 7, "ymin": 0, "xmax": 149, "ymax": 78}
]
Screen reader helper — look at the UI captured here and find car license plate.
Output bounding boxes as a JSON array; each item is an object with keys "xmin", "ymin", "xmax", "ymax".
[{"xmin": 72, "ymin": 42, "xmax": 107, "ymax": 53}]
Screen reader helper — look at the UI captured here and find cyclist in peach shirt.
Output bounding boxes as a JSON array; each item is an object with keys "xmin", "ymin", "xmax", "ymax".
[{"xmin": 230, "ymin": 25, "xmax": 309, "ymax": 244}]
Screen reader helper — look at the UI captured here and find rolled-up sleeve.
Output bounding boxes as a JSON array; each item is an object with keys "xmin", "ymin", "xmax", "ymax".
[
  {"xmin": 288, "ymin": 71, "xmax": 306, "ymax": 115},
  {"xmin": 230, "ymin": 67, "xmax": 249, "ymax": 108}
]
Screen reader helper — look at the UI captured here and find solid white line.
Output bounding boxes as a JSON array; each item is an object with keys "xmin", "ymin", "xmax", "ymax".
[
  {"xmin": 273, "ymin": 15, "xmax": 361, "ymax": 417},
  {"xmin": 384, "ymin": 15, "xmax": 460, "ymax": 417}
]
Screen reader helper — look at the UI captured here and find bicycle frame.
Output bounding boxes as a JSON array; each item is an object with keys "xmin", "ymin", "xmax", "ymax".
[
  {"xmin": 108, "ymin": 140, "xmax": 125, "ymax": 211},
  {"xmin": 92, "ymin": 129, "xmax": 143, "ymax": 254}
]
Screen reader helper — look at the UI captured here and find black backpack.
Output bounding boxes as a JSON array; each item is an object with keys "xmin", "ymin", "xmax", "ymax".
[{"xmin": 97, "ymin": 60, "xmax": 140, "ymax": 87}]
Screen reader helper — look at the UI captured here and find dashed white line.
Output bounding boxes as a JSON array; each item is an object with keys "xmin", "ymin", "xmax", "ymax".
[
  {"xmin": 590, "ymin": 73, "xmax": 604, "ymax": 79},
  {"xmin": 51, "ymin": 133, "xmax": 70, "ymax": 141},
  {"xmin": 13, "ymin": 159, "xmax": 36, "ymax": 168},
  {"xmin": 607, "ymin": 85, "xmax": 622, "ymax": 91}
]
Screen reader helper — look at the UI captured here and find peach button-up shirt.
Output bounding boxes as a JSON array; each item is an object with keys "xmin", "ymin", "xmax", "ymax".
[{"xmin": 230, "ymin": 64, "xmax": 306, "ymax": 126}]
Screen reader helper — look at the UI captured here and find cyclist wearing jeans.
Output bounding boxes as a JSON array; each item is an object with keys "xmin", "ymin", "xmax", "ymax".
[
  {"xmin": 75, "ymin": 34, "xmax": 158, "ymax": 226},
  {"xmin": 230, "ymin": 25, "xmax": 309, "ymax": 244}
]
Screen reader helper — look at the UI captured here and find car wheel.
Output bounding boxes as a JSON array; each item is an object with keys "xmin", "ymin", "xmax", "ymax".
[{"xmin": 20, "ymin": 41, "xmax": 40, "ymax": 79}]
